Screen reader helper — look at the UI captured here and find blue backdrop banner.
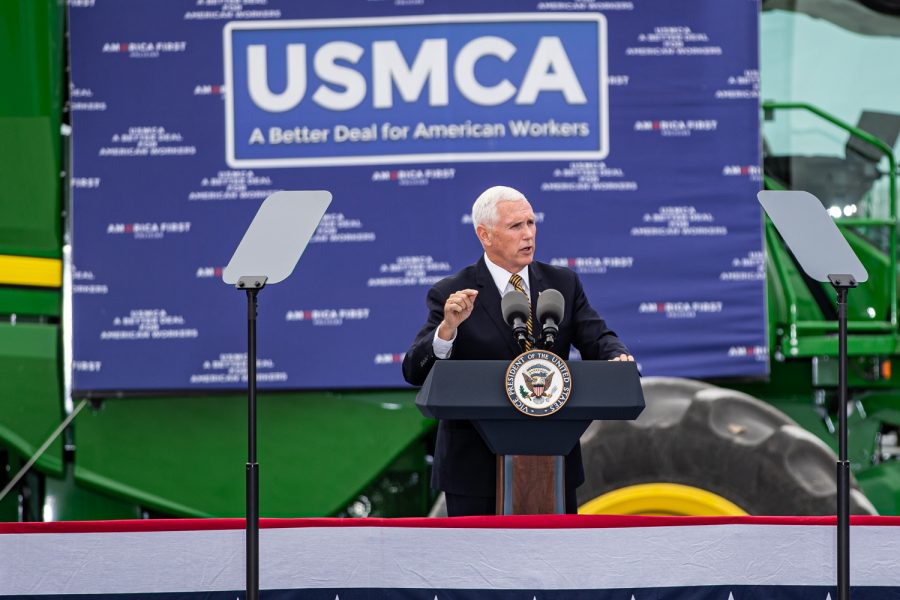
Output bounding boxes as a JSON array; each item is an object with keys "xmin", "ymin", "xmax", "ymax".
[{"xmin": 68, "ymin": 0, "xmax": 764, "ymax": 393}]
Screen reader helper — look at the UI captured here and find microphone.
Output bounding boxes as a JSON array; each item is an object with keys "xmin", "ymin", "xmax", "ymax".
[
  {"xmin": 536, "ymin": 289, "xmax": 564, "ymax": 349},
  {"xmin": 500, "ymin": 290, "xmax": 531, "ymax": 351}
]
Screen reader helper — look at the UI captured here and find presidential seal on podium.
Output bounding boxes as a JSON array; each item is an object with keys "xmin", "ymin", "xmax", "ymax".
[{"xmin": 505, "ymin": 350, "xmax": 572, "ymax": 417}]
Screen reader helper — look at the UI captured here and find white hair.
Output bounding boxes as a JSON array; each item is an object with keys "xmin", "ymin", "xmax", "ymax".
[{"xmin": 471, "ymin": 185, "xmax": 527, "ymax": 231}]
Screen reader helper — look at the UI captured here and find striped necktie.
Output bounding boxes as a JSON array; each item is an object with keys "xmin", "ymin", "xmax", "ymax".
[{"xmin": 508, "ymin": 273, "xmax": 533, "ymax": 351}]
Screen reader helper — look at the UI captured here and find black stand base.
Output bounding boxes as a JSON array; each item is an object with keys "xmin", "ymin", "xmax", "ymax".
[
  {"xmin": 246, "ymin": 462, "xmax": 259, "ymax": 600},
  {"xmin": 837, "ymin": 460, "xmax": 850, "ymax": 600}
]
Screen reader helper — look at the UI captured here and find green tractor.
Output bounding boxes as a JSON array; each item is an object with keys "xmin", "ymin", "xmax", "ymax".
[{"xmin": 2, "ymin": 0, "xmax": 900, "ymax": 521}]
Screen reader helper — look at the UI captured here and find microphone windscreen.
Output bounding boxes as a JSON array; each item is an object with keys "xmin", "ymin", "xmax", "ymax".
[
  {"xmin": 500, "ymin": 290, "xmax": 530, "ymax": 325},
  {"xmin": 536, "ymin": 289, "xmax": 564, "ymax": 323}
]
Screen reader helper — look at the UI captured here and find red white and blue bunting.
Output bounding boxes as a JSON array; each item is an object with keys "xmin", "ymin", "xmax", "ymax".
[{"xmin": 2, "ymin": 516, "xmax": 900, "ymax": 599}]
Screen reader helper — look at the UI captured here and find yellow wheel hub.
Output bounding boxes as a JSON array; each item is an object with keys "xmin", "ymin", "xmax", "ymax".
[{"xmin": 579, "ymin": 482, "xmax": 748, "ymax": 516}]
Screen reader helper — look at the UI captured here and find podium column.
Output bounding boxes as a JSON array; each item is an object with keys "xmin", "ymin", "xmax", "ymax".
[{"xmin": 496, "ymin": 455, "xmax": 565, "ymax": 514}]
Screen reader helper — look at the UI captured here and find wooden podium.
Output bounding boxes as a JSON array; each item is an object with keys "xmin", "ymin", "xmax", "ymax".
[{"xmin": 416, "ymin": 360, "xmax": 644, "ymax": 515}]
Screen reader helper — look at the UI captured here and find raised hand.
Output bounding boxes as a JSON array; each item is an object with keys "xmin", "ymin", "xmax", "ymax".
[{"xmin": 437, "ymin": 289, "xmax": 479, "ymax": 341}]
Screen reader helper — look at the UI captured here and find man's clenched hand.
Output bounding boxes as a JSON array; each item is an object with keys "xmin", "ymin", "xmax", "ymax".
[{"xmin": 437, "ymin": 289, "xmax": 479, "ymax": 341}]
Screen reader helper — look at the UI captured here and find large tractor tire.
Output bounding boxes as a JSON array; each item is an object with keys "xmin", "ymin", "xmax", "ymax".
[
  {"xmin": 858, "ymin": 0, "xmax": 900, "ymax": 16},
  {"xmin": 577, "ymin": 377, "xmax": 877, "ymax": 516}
]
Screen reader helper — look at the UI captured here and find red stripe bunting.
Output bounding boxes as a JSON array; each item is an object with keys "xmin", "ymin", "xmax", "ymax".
[{"xmin": 3, "ymin": 514, "xmax": 900, "ymax": 535}]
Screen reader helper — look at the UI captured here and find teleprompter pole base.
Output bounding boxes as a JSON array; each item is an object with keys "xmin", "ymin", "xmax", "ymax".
[
  {"xmin": 246, "ymin": 462, "xmax": 259, "ymax": 600},
  {"xmin": 837, "ymin": 460, "xmax": 850, "ymax": 600}
]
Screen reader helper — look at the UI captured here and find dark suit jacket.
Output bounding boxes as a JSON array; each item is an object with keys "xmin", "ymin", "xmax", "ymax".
[{"xmin": 402, "ymin": 257, "xmax": 630, "ymax": 497}]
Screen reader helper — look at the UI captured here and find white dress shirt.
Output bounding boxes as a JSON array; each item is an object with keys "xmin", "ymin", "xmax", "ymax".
[{"xmin": 432, "ymin": 254, "xmax": 529, "ymax": 358}]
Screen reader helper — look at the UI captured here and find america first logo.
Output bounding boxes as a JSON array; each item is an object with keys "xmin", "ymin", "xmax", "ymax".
[
  {"xmin": 506, "ymin": 350, "xmax": 572, "ymax": 417},
  {"xmin": 224, "ymin": 13, "xmax": 608, "ymax": 167}
]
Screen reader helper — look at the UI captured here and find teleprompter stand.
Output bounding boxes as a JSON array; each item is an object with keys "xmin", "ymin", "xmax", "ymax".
[
  {"xmin": 223, "ymin": 191, "xmax": 332, "ymax": 600},
  {"xmin": 758, "ymin": 190, "xmax": 869, "ymax": 600}
]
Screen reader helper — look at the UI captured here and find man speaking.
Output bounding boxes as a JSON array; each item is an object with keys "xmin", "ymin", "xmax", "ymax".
[{"xmin": 402, "ymin": 185, "xmax": 633, "ymax": 517}]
